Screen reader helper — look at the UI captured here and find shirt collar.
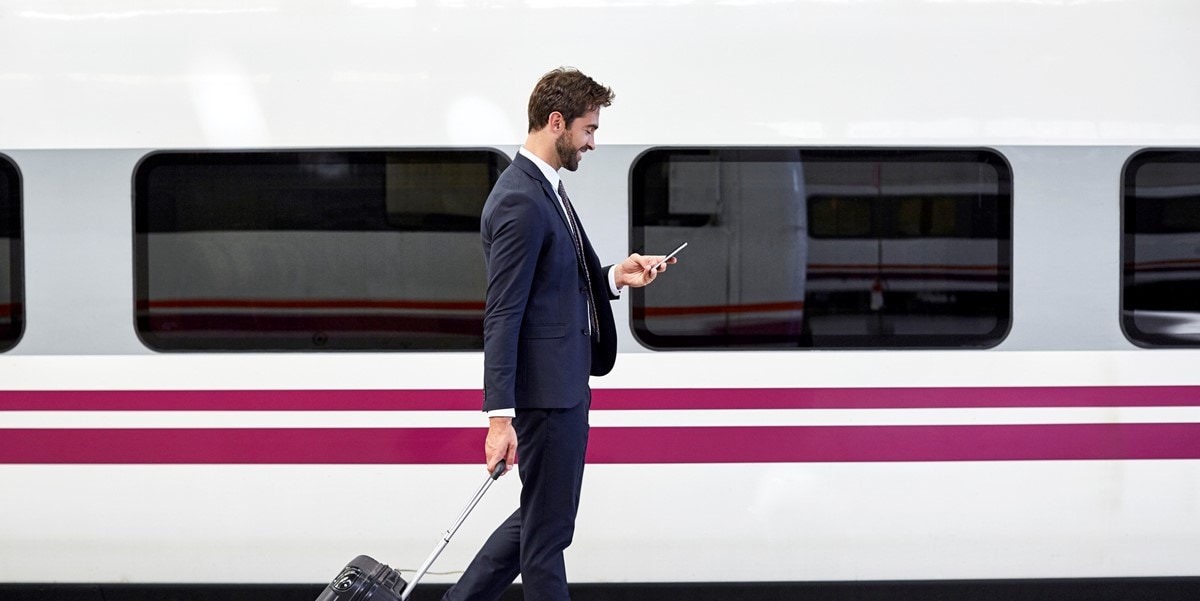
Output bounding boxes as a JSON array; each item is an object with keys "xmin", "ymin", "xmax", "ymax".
[{"xmin": 518, "ymin": 146, "xmax": 560, "ymax": 195}]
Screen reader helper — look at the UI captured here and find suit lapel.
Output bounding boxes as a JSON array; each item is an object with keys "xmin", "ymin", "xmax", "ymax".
[
  {"xmin": 512, "ymin": 154, "xmax": 601, "ymax": 273},
  {"xmin": 512, "ymin": 153, "xmax": 573, "ymax": 234}
]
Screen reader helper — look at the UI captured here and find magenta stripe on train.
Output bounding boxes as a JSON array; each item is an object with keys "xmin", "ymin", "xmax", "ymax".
[
  {"xmin": 1, "ymin": 386, "xmax": 1200, "ymax": 411},
  {"xmin": 2, "ymin": 424, "xmax": 1199, "ymax": 464}
]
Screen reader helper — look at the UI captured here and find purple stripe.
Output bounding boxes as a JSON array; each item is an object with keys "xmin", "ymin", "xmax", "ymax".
[
  {"xmin": 2, "ymin": 424, "xmax": 1199, "ymax": 464},
  {"xmin": 2, "ymin": 387, "xmax": 1200, "ymax": 411},
  {"xmin": 594, "ymin": 386, "xmax": 1200, "ymax": 409},
  {"xmin": 0, "ymin": 428, "xmax": 476, "ymax": 464},
  {"xmin": 591, "ymin": 424, "xmax": 1200, "ymax": 463}
]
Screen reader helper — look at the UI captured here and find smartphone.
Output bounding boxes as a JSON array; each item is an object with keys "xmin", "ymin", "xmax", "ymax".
[{"xmin": 650, "ymin": 242, "xmax": 687, "ymax": 270}]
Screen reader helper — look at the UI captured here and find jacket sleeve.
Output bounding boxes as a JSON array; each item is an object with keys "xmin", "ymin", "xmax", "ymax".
[{"xmin": 481, "ymin": 190, "xmax": 545, "ymax": 411}]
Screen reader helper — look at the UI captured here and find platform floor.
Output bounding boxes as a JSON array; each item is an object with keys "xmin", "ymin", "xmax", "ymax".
[{"xmin": 4, "ymin": 579, "xmax": 1200, "ymax": 601}]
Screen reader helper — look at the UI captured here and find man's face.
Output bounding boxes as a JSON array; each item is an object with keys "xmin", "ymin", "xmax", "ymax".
[{"xmin": 555, "ymin": 108, "xmax": 600, "ymax": 172}]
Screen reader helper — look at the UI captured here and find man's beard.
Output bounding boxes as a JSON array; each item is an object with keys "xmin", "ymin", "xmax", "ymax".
[{"xmin": 556, "ymin": 133, "xmax": 581, "ymax": 171}]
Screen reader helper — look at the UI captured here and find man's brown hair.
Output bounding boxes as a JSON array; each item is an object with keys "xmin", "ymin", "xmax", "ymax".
[{"xmin": 527, "ymin": 67, "xmax": 615, "ymax": 133}]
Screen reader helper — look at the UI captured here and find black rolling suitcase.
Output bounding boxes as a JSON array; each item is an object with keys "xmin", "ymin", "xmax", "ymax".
[{"xmin": 316, "ymin": 461, "xmax": 506, "ymax": 601}]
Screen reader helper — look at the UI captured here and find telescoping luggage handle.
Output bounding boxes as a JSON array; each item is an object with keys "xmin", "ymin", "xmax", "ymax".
[{"xmin": 400, "ymin": 460, "xmax": 507, "ymax": 601}]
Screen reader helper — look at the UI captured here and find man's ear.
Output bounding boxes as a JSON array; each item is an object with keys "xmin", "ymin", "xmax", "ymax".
[{"xmin": 549, "ymin": 111, "xmax": 565, "ymax": 132}]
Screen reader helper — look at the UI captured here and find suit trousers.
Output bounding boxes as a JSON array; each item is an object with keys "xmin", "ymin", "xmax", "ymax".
[{"xmin": 442, "ymin": 397, "xmax": 590, "ymax": 601}]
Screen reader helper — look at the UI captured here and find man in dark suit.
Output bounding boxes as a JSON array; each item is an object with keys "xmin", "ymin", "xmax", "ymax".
[{"xmin": 442, "ymin": 68, "xmax": 674, "ymax": 601}]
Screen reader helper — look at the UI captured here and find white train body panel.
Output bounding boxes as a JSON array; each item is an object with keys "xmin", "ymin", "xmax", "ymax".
[{"xmin": 1, "ymin": 0, "xmax": 1200, "ymax": 588}]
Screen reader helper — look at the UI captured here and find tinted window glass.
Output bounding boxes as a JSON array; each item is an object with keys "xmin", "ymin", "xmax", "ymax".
[
  {"xmin": 0, "ymin": 154, "xmax": 23, "ymax": 351},
  {"xmin": 1122, "ymin": 150, "xmax": 1200, "ymax": 347},
  {"xmin": 135, "ymin": 150, "xmax": 508, "ymax": 351},
  {"xmin": 631, "ymin": 148, "xmax": 1012, "ymax": 349}
]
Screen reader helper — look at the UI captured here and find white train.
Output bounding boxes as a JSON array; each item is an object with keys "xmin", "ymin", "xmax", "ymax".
[{"xmin": 2, "ymin": 1, "xmax": 1200, "ymax": 599}]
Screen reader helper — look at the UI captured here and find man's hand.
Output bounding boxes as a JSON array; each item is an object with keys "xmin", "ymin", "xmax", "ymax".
[
  {"xmin": 486, "ymin": 416, "xmax": 517, "ymax": 476},
  {"xmin": 615, "ymin": 253, "xmax": 676, "ymax": 290}
]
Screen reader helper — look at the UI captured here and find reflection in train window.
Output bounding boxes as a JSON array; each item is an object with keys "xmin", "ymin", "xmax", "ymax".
[
  {"xmin": 0, "ymin": 154, "xmax": 24, "ymax": 352},
  {"xmin": 1122, "ymin": 150, "xmax": 1200, "ymax": 347},
  {"xmin": 134, "ymin": 150, "xmax": 508, "ymax": 351},
  {"xmin": 631, "ymin": 148, "xmax": 1012, "ymax": 349}
]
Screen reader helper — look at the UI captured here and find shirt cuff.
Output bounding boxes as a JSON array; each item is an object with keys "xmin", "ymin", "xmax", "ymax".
[
  {"xmin": 486, "ymin": 408, "xmax": 516, "ymax": 418},
  {"xmin": 608, "ymin": 265, "xmax": 621, "ymax": 297}
]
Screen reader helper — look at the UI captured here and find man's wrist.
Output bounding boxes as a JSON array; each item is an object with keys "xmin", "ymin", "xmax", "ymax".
[{"xmin": 609, "ymin": 265, "xmax": 623, "ymax": 293}]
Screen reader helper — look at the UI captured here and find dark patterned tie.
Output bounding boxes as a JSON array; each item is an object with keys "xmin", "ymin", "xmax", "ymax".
[{"xmin": 558, "ymin": 180, "xmax": 599, "ymax": 339}]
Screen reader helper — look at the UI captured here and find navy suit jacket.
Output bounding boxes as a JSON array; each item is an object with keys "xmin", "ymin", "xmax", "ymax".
[{"xmin": 481, "ymin": 153, "xmax": 618, "ymax": 412}]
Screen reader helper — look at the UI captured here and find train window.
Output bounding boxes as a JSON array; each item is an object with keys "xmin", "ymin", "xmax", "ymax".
[
  {"xmin": 134, "ymin": 149, "xmax": 508, "ymax": 351},
  {"xmin": 631, "ymin": 148, "xmax": 1012, "ymax": 349},
  {"xmin": 0, "ymin": 154, "xmax": 24, "ymax": 352},
  {"xmin": 1121, "ymin": 150, "xmax": 1200, "ymax": 347}
]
